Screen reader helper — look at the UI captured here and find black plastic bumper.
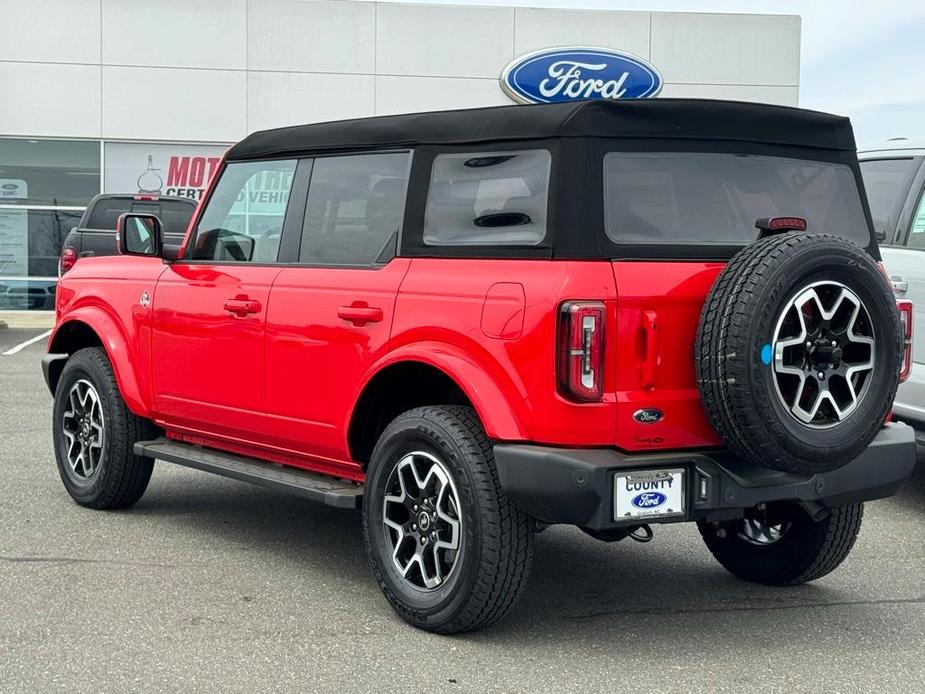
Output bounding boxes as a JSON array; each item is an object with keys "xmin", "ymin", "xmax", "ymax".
[{"xmin": 494, "ymin": 422, "xmax": 917, "ymax": 531}]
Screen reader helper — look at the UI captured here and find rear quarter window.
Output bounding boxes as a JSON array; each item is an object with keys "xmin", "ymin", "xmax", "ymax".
[
  {"xmin": 603, "ymin": 152, "xmax": 870, "ymax": 247},
  {"xmin": 423, "ymin": 149, "xmax": 551, "ymax": 246}
]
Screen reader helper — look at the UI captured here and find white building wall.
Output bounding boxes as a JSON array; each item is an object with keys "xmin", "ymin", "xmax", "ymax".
[{"xmin": 0, "ymin": 0, "xmax": 801, "ymax": 143}]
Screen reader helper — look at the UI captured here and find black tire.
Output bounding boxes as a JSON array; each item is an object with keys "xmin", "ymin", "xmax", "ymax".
[
  {"xmin": 696, "ymin": 233, "xmax": 902, "ymax": 474},
  {"xmin": 698, "ymin": 503, "xmax": 863, "ymax": 585},
  {"xmin": 52, "ymin": 347, "xmax": 157, "ymax": 509},
  {"xmin": 362, "ymin": 405, "xmax": 534, "ymax": 633}
]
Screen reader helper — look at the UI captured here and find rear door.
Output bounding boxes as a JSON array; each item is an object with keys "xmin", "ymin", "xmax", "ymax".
[
  {"xmin": 264, "ymin": 151, "xmax": 411, "ymax": 466},
  {"xmin": 151, "ymin": 159, "xmax": 298, "ymax": 440}
]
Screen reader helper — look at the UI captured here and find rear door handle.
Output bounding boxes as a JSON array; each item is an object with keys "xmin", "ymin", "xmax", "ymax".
[
  {"xmin": 224, "ymin": 298, "xmax": 261, "ymax": 316},
  {"xmin": 890, "ymin": 275, "xmax": 909, "ymax": 294},
  {"xmin": 338, "ymin": 304, "xmax": 383, "ymax": 326}
]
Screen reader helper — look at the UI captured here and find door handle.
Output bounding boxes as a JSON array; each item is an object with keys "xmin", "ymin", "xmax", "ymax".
[
  {"xmin": 640, "ymin": 309, "xmax": 660, "ymax": 389},
  {"xmin": 890, "ymin": 275, "xmax": 909, "ymax": 294},
  {"xmin": 338, "ymin": 304, "xmax": 383, "ymax": 326},
  {"xmin": 224, "ymin": 298, "xmax": 261, "ymax": 316}
]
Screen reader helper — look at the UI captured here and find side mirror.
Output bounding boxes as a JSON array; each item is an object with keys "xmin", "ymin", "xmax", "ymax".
[
  {"xmin": 874, "ymin": 228, "xmax": 887, "ymax": 243},
  {"xmin": 117, "ymin": 213, "xmax": 163, "ymax": 257}
]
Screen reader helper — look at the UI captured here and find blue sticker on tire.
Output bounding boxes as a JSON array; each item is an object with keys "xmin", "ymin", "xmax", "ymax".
[{"xmin": 760, "ymin": 343, "xmax": 772, "ymax": 365}]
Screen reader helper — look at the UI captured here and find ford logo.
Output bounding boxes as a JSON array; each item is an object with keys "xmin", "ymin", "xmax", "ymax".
[
  {"xmin": 500, "ymin": 47, "xmax": 662, "ymax": 104},
  {"xmin": 631, "ymin": 491, "xmax": 668, "ymax": 509},
  {"xmin": 1, "ymin": 183, "xmax": 17, "ymax": 190},
  {"xmin": 633, "ymin": 408, "xmax": 664, "ymax": 424}
]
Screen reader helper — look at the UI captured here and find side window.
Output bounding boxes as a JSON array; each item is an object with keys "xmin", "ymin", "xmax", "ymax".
[
  {"xmin": 189, "ymin": 159, "xmax": 296, "ymax": 262},
  {"xmin": 299, "ymin": 152, "xmax": 410, "ymax": 266},
  {"xmin": 859, "ymin": 158, "xmax": 918, "ymax": 244},
  {"xmin": 905, "ymin": 190, "xmax": 925, "ymax": 249},
  {"xmin": 423, "ymin": 149, "xmax": 551, "ymax": 246}
]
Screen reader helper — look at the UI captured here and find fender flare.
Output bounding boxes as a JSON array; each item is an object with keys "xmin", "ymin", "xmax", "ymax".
[
  {"xmin": 48, "ymin": 306, "xmax": 151, "ymax": 419},
  {"xmin": 348, "ymin": 342, "xmax": 529, "ymax": 442}
]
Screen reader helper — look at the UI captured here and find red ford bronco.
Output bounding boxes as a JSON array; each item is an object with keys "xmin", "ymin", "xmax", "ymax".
[{"xmin": 43, "ymin": 100, "xmax": 917, "ymax": 633}]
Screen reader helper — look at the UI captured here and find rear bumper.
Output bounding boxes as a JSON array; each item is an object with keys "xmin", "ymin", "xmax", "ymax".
[{"xmin": 493, "ymin": 422, "xmax": 917, "ymax": 531}]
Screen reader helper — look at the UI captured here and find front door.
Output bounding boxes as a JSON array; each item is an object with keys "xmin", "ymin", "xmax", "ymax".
[
  {"xmin": 151, "ymin": 158, "xmax": 298, "ymax": 441},
  {"xmin": 264, "ymin": 151, "xmax": 411, "ymax": 467}
]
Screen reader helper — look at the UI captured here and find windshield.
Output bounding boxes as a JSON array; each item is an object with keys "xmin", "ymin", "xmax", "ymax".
[{"xmin": 603, "ymin": 152, "xmax": 870, "ymax": 247}]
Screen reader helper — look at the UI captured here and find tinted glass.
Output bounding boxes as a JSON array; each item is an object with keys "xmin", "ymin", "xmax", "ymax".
[
  {"xmin": 859, "ymin": 158, "xmax": 919, "ymax": 242},
  {"xmin": 0, "ymin": 138, "xmax": 100, "ymax": 206},
  {"xmin": 189, "ymin": 160, "xmax": 296, "ymax": 263},
  {"xmin": 423, "ymin": 150, "xmax": 551, "ymax": 246},
  {"xmin": 300, "ymin": 153, "xmax": 409, "ymax": 265},
  {"xmin": 604, "ymin": 153, "xmax": 870, "ymax": 246},
  {"xmin": 905, "ymin": 190, "xmax": 925, "ymax": 249},
  {"xmin": 85, "ymin": 198, "xmax": 195, "ymax": 235}
]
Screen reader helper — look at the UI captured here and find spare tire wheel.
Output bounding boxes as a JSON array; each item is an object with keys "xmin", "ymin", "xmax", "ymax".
[{"xmin": 695, "ymin": 232, "xmax": 902, "ymax": 474}]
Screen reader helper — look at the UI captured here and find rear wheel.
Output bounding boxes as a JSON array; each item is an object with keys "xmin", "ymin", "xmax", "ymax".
[
  {"xmin": 697, "ymin": 502, "xmax": 864, "ymax": 585},
  {"xmin": 362, "ymin": 405, "xmax": 534, "ymax": 633},
  {"xmin": 52, "ymin": 347, "xmax": 157, "ymax": 509}
]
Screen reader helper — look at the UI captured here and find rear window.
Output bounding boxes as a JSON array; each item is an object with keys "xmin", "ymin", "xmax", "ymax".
[
  {"xmin": 423, "ymin": 149, "xmax": 550, "ymax": 246},
  {"xmin": 603, "ymin": 153, "xmax": 870, "ymax": 247},
  {"xmin": 859, "ymin": 158, "xmax": 919, "ymax": 242},
  {"xmin": 85, "ymin": 198, "xmax": 196, "ymax": 235}
]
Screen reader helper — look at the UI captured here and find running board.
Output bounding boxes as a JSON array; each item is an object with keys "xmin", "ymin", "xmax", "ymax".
[{"xmin": 134, "ymin": 438, "xmax": 363, "ymax": 509}]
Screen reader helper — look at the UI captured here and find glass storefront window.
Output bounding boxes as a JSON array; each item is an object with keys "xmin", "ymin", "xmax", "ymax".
[
  {"xmin": 0, "ymin": 138, "xmax": 100, "ymax": 310},
  {"xmin": 0, "ymin": 138, "xmax": 100, "ymax": 206}
]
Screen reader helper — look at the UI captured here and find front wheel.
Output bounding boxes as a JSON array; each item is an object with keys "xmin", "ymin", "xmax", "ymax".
[
  {"xmin": 697, "ymin": 502, "xmax": 863, "ymax": 586},
  {"xmin": 362, "ymin": 405, "xmax": 534, "ymax": 633},
  {"xmin": 52, "ymin": 347, "xmax": 157, "ymax": 509}
]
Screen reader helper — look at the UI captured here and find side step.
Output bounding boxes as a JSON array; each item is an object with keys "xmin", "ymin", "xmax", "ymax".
[{"xmin": 134, "ymin": 438, "xmax": 363, "ymax": 509}]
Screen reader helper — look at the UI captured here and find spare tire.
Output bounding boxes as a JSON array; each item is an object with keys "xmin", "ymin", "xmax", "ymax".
[{"xmin": 695, "ymin": 232, "xmax": 902, "ymax": 474}]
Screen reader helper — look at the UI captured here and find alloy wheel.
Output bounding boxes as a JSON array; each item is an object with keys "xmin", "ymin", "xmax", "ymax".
[
  {"xmin": 771, "ymin": 280, "xmax": 875, "ymax": 428},
  {"xmin": 382, "ymin": 451, "xmax": 462, "ymax": 590},
  {"xmin": 61, "ymin": 379, "xmax": 105, "ymax": 480}
]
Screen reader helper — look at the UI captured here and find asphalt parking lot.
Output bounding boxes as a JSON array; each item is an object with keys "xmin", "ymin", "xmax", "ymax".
[{"xmin": 1, "ymin": 329, "xmax": 923, "ymax": 693}]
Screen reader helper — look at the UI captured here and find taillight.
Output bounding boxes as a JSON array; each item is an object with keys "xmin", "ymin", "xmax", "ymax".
[
  {"xmin": 557, "ymin": 301, "xmax": 605, "ymax": 402},
  {"xmin": 897, "ymin": 299, "xmax": 913, "ymax": 383},
  {"xmin": 59, "ymin": 246, "xmax": 78, "ymax": 274}
]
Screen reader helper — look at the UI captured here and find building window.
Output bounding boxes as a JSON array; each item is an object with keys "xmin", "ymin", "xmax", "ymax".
[{"xmin": 0, "ymin": 138, "xmax": 100, "ymax": 310}]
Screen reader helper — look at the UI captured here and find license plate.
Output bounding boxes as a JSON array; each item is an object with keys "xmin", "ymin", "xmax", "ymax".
[{"xmin": 614, "ymin": 468, "xmax": 686, "ymax": 521}]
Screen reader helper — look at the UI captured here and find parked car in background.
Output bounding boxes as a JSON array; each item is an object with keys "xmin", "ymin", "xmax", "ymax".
[
  {"xmin": 59, "ymin": 194, "xmax": 198, "ymax": 275},
  {"xmin": 859, "ymin": 140, "xmax": 925, "ymax": 442}
]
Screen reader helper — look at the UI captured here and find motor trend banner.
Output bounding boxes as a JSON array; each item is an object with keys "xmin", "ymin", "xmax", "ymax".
[
  {"xmin": 0, "ymin": 179, "xmax": 29, "ymax": 275},
  {"xmin": 104, "ymin": 142, "xmax": 229, "ymax": 200}
]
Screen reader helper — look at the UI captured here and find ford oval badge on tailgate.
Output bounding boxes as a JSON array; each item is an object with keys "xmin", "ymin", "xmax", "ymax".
[
  {"xmin": 501, "ymin": 47, "xmax": 663, "ymax": 104},
  {"xmin": 633, "ymin": 408, "xmax": 664, "ymax": 424}
]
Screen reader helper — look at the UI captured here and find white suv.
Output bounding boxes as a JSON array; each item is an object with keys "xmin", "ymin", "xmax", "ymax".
[{"xmin": 859, "ymin": 139, "xmax": 925, "ymax": 443}]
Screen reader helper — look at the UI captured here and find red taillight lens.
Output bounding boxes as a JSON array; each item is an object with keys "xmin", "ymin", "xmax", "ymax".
[
  {"xmin": 59, "ymin": 246, "xmax": 78, "ymax": 274},
  {"xmin": 897, "ymin": 299, "xmax": 913, "ymax": 383},
  {"xmin": 558, "ymin": 301, "xmax": 605, "ymax": 402}
]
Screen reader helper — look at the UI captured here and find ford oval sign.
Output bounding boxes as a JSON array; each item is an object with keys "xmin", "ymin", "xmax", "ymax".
[
  {"xmin": 501, "ymin": 47, "xmax": 662, "ymax": 104},
  {"xmin": 631, "ymin": 492, "xmax": 668, "ymax": 510}
]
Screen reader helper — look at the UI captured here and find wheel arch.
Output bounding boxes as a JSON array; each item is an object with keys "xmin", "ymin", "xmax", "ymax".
[
  {"xmin": 47, "ymin": 310, "xmax": 151, "ymax": 418},
  {"xmin": 347, "ymin": 348, "xmax": 528, "ymax": 465}
]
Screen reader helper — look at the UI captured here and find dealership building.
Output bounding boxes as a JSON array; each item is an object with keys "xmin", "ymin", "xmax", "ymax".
[{"xmin": 0, "ymin": 0, "xmax": 800, "ymax": 310}]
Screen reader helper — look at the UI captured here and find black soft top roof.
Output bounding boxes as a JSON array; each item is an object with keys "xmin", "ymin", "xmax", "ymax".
[{"xmin": 227, "ymin": 99, "xmax": 856, "ymax": 161}]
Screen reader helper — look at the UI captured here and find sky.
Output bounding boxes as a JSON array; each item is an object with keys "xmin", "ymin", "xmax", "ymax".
[{"xmin": 365, "ymin": 0, "xmax": 925, "ymax": 146}]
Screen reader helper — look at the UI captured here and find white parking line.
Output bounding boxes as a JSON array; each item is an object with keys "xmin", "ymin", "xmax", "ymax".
[{"xmin": 2, "ymin": 330, "xmax": 51, "ymax": 356}]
